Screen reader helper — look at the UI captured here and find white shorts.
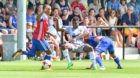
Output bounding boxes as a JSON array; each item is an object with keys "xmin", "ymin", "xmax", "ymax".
[{"xmin": 70, "ymin": 43, "xmax": 85, "ymax": 53}]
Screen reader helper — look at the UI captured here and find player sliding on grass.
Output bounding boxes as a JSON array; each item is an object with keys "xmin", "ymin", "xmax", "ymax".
[
  {"xmin": 12, "ymin": 5, "xmax": 54, "ymax": 70},
  {"xmin": 83, "ymin": 33, "xmax": 123, "ymax": 69}
]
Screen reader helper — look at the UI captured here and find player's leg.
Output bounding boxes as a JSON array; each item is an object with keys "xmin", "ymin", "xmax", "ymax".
[
  {"xmin": 108, "ymin": 43, "xmax": 123, "ymax": 69},
  {"xmin": 94, "ymin": 40, "xmax": 109, "ymax": 70},
  {"xmin": 39, "ymin": 40, "xmax": 53, "ymax": 70},
  {"xmin": 12, "ymin": 39, "xmax": 37, "ymax": 58},
  {"xmin": 61, "ymin": 43, "xmax": 73, "ymax": 69},
  {"xmin": 41, "ymin": 40, "xmax": 52, "ymax": 60},
  {"xmin": 83, "ymin": 44, "xmax": 96, "ymax": 69}
]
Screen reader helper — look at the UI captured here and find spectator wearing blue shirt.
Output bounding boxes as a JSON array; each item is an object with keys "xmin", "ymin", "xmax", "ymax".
[
  {"xmin": 26, "ymin": 5, "xmax": 36, "ymax": 32},
  {"xmin": 9, "ymin": 8, "xmax": 17, "ymax": 29},
  {"xmin": 26, "ymin": 5, "xmax": 36, "ymax": 42},
  {"xmin": 0, "ymin": 15, "xmax": 8, "ymax": 34},
  {"xmin": 122, "ymin": 6, "xmax": 139, "ymax": 47},
  {"xmin": 107, "ymin": 0, "xmax": 121, "ymax": 12},
  {"xmin": 127, "ymin": 0, "xmax": 140, "ymax": 16}
]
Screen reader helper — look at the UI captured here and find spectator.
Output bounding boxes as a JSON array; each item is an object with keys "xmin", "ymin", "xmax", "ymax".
[
  {"xmin": 127, "ymin": 0, "xmax": 140, "ymax": 16},
  {"xmin": 61, "ymin": 9, "xmax": 71, "ymax": 26},
  {"xmin": 108, "ymin": 10, "xmax": 123, "ymax": 47},
  {"xmin": 96, "ymin": 8, "xmax": 110, "ymax": 36},
  {"xmin": 52, "ymin": 8, "xmax": 63, "ymax": 29},
  {"xmin": 107, "ymin": 0, "xmax": 121, "ymax": 12},
  {"xmin": 8, "ymin": 8, "xmax": 17, "ymax": 29},
  {"xmin": 122, "ymin": 6, "xmax": 139, "ymax": 47},
  {"xmin": 54, "ymin": 0, "xmax": 71, "ymax": 13},
  {"xmin": 88, "ymin": 0, "xmax": 100, "ymax": 15},
  {"xmin": 0, "ymin": 12, "xmax": 8, "ymax": 34},
  {"xmin": 26, "ymin": 5, "xmax": 36, "ymax": 41},
  {"xmin": 120, "ymin": 0, "xmax": 128, "ymax": 18},
  {"xmin": 35, "ymin": 0, "xmax": 41, "ymax": 7},
  {"xmin": 87, "ymin": 0, "xmax": 93, "ymax": 6},
  {"xmin": 44, "ymin": 0, "xmax": 53, "ymax": 6},
  {"xmin": 88, "ymin": 9, "xmax": 97, "ymax": 36},
  {"xmin": 69, "ymin": 6, "xmax": 83, "ymax": 25},
  {"xmin": 0, "ymin": 1, "xmax": 4, "ymax": 9},
  {"xmin": 88, "ymin": 8, "xmax": 96, "ymax": 25},
  {"xmin": 36, "ymin": 4, "xmax": 43, "ymax": 15},
  {"xmin": 4, "ymin": 0, "xmax": 16, "ymax": 15},
  {"xmin": 71, "ymin": 0, "xmax": 86, "ymax": 12},
  {"xmin": 100, "ymin": 0, "xmax": 106, "ymax": 10}
]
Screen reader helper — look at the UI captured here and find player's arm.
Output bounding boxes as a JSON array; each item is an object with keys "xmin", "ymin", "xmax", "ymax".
[{"xmin": 75, "ymin": 32, "xmax": 89, "ymax": 40}]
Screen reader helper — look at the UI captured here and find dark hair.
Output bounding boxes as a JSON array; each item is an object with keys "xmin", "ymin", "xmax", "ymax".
[
  {"xmin": 72, "ymin": 16, "xmax": 79, "ymax": 22},
  {"xmin": 88, "ymin": 8, "xmax": 95, "ymax": 14},
  {"xmin": 52, "ymin": 8, "xmax": 60, "ymax": 15},
  {"xmin": 120, "ymin": 0, "xmax": 127, "ymax": 4},
  {"xmin": 35, "ymin": 4, "xmax": 43, "ymax": 13},
  {"xmin": 44, "ymin": 0, "xmax": 53, "ymax": 6},
  {"xmin": 99, "ymin": 8, "xmax": 105, "ymax": 12},
  {"xmin": 27, "ymin": 4, "xmax": 34, "ymax": 10}
]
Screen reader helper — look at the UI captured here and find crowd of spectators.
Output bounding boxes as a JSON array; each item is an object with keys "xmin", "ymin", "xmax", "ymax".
[{"xmin": 0, "ymin": 0, "xmax": 140, "ymax": 60}]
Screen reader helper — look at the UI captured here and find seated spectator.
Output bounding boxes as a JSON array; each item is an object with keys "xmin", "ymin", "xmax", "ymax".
[
  {"xmin": 120, "ymin": 0, "xmax": 128, "ymax": 18},
  {"xmin": 88, "ymin": 9, "xmax": 97, "ymax": 36},
  {"xmin": 26, "ymin": 5, "xmax": 36, "ymax": 41},
  {"xmin": 61, "ymin": 9, "xmax": 71, "ymax": 26},
  {"xmin": 127, "ymin": 0, "xmax": 140, "ymax": 16},
  {"xmin": 44, "ymin": 0, "xmax": 53, "ymax": 6},
  {"xmin": 81, "ymin": 16, "xmax": 97, "ymax": 36},
  {"xmin": 122, "ymin": 6, "xmax": 139, "ymax": 47},
  {"xmin": 0, "ymin": 14, "xmax": 8, "ymax": 34},
  {"xmin": 88, "ymin": 0, "xmax": 100, "ymax": 15},
  {"xmin": 8, "ymin": 8, "xmax": 17, "ymax": 29},
  {"xmin": 96, "ymin": 8, "xmax": 110, "ymax": 36},
  {"xmin": 52, "ymin": 8, "xmax": 63, "ymax": 30},
  {"xmin": 54, "ymin": 0, "xmax": 71, "ymax": 13},
  {"xmin": 69, "ymin": 6, "xmax": 83, "ymax": 25},
  {"xmin": 107, "ymin": 0, "xmax": 121, "ymax": 13},
  {"xmin": 71, "ymin": 0, "xmax": 86, "ymax": 12},
  {"xmin": 4, "ymin": 0, "xmax": 16, "ymax": 15},
  {"xmin": 88, "ymin": 8, "xmax": 96, "ymax": 26},
  {"xmin": 35, "ymin": 0, "xmax": 41, "ymax": 7},
  {"xmin": 108, "ymin": 10, "xmax": 123, "ymax": 47}
]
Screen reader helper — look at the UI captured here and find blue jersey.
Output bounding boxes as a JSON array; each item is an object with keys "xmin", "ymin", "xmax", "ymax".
[
  {"xmin": 86, "ymin": 36, "xmax": 115, "ymax": 54},
  {"xmin": 86, "ymin": 36, "xmax": 98, "ymax": 47}
]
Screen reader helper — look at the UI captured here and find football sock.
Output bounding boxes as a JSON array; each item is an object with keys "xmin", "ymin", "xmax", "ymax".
[
  {"xmin": 62, "ymin": 49, "xmax": 71, "ymax": 63},
  {"xmin": 44, "ymin": 55, "xmax": 51, "ymax": 60},
  {"xmin": 96, "ymin": 55, "xmax": 104, "ymax": 67},
  {"xmin": 89, "ymin": 51, "xmax": 96, "ymax": 68},
  {"xmin": 114, "ymin": 57, "xmax": 121, "ymax": 66}
]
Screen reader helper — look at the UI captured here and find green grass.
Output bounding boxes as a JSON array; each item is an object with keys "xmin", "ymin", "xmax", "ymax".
[{"xmin": 0, "ymin": 60, "xmax": 140, "ymax": 78}]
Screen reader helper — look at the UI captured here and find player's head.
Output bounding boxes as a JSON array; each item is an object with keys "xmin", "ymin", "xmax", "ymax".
[{"xmin": 72, "ymin": 16, "xmax": 79, "ymax": 27}]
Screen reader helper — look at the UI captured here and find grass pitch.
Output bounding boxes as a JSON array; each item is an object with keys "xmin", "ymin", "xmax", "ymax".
[{"xmin": 0, "ymin": 60, "xmax": 140, "ymax": 78}]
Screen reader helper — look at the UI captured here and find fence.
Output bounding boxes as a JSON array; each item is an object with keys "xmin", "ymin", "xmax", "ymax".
[{"xmin": 61, "ymin": 25, "xmax": 140, "ymax": 60}]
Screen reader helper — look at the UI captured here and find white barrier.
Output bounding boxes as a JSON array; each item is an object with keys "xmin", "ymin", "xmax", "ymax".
[{"xmin": 2, "ymin": 34, "xmax": 17, "ymax": 61}]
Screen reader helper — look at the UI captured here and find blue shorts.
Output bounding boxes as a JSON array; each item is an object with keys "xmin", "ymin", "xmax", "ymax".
[
  {"xmin": 95, "ymin": 37, "xmax": 115, "ymax": 54},
  {"xmin": 32, "ymin": 38, "xmax": 51, "ymax": 52}
]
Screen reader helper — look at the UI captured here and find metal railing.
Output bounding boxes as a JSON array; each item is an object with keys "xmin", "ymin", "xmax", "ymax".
[{"xmin": 61, "ymin": 25, "xmax": 140, "ymax": 60}]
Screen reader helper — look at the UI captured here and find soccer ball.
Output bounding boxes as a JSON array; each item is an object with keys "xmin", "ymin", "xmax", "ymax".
[{"xmin": 42, "ymin": 60, "xmax": 52, "ymax": 69}]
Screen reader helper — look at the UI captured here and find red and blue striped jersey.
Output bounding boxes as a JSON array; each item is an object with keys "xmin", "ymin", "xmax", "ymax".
[{"xmin": 33, "ymin": 13, "xmax": 48, "ymax": 40}]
